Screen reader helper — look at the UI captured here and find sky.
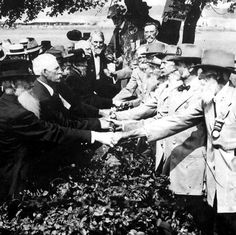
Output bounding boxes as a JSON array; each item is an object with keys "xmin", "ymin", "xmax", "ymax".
[{"xmin": 145, "ymin": 0, "xmax": 166, "ymax": 6}]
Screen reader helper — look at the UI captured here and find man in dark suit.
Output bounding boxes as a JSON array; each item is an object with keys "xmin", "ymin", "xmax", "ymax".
[
  {"xmin": 32, "ymin": 53, "xmax": 110, "ymax": 131},
  {"xmin": 0, "ymin": 59, "xmax": 115, "ymax": 202},
  {"xmin": 86, "ymin": 31, "xmax": 120, "ymax": 98},
  {"xmin": 64, "ymin": 47, "xmax": 114, "ymax": 109}
]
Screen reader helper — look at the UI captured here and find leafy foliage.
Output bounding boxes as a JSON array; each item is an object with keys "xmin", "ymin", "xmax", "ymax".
[
  {"xmin": 0, "ymin": 0, "xmax": 235, "ymax": 26},
  {"xmin": 0, "ymin": 0, "xmax": 108, "ymax": 26},
  {"xmin": 163, "ymin": 0, "xmax": 236, "ymax": 21},
  {"xmin": 0, "ymin": 140, "xmax": 200, "ymax": 234}
]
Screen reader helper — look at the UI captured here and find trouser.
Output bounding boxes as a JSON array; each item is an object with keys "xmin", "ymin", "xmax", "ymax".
[
  {"xmin": 82, "ymin": 93, "xmax": 113, "ymax": 109},
  {"xmin": 94, "ymin": 79, "xmax": 120, "ymax": 99},
  {"xmin": 175, "ymin": 195, "xmax": 215, "ymax": 235},
  {"xmin": 31, "ymin": 140, "xmax": 96, "ymax": 188},
  {"xmin": 213, "ymin": 196, "xmax": 236, "ymax": 235}
]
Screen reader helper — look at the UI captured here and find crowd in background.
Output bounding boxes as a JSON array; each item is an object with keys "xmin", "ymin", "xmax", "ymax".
[{"xmin": 1, "ymin": 3, "xmax": 236, "ymax": 235}]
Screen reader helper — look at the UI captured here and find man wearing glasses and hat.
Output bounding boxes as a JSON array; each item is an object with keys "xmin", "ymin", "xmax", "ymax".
[
  {"xmin": 112, "ymin": 49, "xmax": 236, "ymax": 234},
  {"xmin": 0, "ymin": 59, "xmax": 116, "ymax": 202}
]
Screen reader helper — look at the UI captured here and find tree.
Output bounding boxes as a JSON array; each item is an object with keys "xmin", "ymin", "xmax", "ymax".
[
  {"xmin": 158, "ymin": 0, "xmax": 236, "ymax": 45},
  {"xmin": 0, "ymin": 0, "xmax": 235, "ymax": 44},
  {"xmin": 0, "ymin": 0, "xmax": 109, "ymax": 26}
]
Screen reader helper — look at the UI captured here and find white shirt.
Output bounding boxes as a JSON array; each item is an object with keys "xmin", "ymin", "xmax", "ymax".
[{"xmin": 92, "ymin": 51, "xmax": 101, "ymax": 80}]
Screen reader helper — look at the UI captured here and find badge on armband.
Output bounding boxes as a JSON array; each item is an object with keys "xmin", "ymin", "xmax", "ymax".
[{"xmin": 211, "ymin": 118, "xmax": 225, "ymax": 140}]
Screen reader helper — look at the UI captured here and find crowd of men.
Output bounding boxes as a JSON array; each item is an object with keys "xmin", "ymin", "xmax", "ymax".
[{"xmin": 0, "ymin": 3, "xmax": 236, "ymax": 235}]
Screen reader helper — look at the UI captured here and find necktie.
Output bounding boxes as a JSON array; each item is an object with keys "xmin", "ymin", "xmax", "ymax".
[
  {"xmin": 177, "ymin": 84, "xmax": 190, "ymax": 92},
  {"xmin": 115, "ymin": 27, "xmax": 121, "ymax": 58}
]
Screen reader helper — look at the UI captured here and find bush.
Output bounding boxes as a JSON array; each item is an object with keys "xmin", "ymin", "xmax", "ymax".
[{"xmin": 0, "ymin": 139, "xmax": 200, "ymax": 235}]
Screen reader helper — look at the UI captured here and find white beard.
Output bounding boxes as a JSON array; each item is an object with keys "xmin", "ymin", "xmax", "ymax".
[
  {"xmin": 18, "ymin": 90, "xmax": 40, "ymax": 118},
  {"xmin": 201, "ymin": 78, "xmax": 221, "ymax": 105}
]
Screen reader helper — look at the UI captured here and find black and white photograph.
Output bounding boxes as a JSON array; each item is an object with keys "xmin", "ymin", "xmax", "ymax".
[{"xmin": 0, "ymin": 0, "xmax": 236, "ymax": 234}]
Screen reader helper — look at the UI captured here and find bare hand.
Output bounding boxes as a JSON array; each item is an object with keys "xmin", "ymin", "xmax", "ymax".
[
  {"xmin": 99, "ymin": 118, "xmax": 111, "ymax": 130},
  {"xmin": 99, "ymin": 109, "xmax": 112, "ymax": 118},
  {"xmin": 92, "ymin": 132, "xmax": 122, "ymax": 147}
]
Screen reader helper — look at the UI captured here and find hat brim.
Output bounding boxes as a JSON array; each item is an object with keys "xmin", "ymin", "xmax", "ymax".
[
  {"xmin": 142, "ymin": 52, "xmax": 166, "ymax": 59},
  {"xmin": 6, "ymin": 51, "xmax": 25, "ymax": 55},
  {"xmin": 146, "ymin": 61, "xmax": 161, "ymax": 67},
  {"xmin": 192, "ymin": 64, "xmax": 236, "ymax": 74},
  {"xmin": 167, "ymin": 56, "xmax": 201, "ymax": 63},
  {"xmin": 0, "ymin": 74, "xmax": 38, "ymax": 80},
  {"xmin": 26, "ymin": 46, "xmax": 41, "ymax": 54}
]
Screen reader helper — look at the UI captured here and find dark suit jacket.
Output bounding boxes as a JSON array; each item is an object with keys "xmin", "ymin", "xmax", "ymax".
[
  {"xmin": 32, "ymin": 80, "xmax": 101, "ymax": 130},
  {"xmin": 0, "ymin": 93, "xmax": 92, "ymax": 201},
  {"xmin": 105, "ymin": 19, "xmax": 144, "ymax": 66},
  {"xmin": 87, "ymin": 51, "xmax": 120, "ymax": 98},
  {"xmin": 56, "ymin": 81, "xmax": 100, "ymax": 118}
]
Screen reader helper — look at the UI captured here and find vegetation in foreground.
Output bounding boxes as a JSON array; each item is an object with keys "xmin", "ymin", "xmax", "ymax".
[{"xmin": 0, "ymin": 139, "xmax": 200, "ymax": 235}]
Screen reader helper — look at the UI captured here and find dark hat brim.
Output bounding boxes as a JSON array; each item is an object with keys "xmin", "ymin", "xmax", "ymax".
[
  {"xmin": 192, "ymin": 64, "xmax": 236, "ymax": 74},
  {"xmin": 0, "ymin": 70, "xmax": 38, "ymax": 80},
  {"xmin": 142, "ymin": 52, "xmax": 166, "ymax": 59},
  {"xmin": 167, "ymin": 56, "xmax": 201, "ymax": 64}
]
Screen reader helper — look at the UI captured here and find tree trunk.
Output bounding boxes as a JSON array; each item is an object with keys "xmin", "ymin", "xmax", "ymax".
[
  {"xmin": 157, "ymin": 19, "xmax": 181, "ymax": 45},
  {"xmin": 182, "ymin": 3, "xmax": 202, "ymax": 43}
]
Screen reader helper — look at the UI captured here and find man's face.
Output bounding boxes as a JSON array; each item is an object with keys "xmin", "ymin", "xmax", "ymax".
[
  {"xmin": 111, "ymin": 15, "xmax": 123, "ymax": 27},
  {"xmin": 91, "ymin": 35, "xmax": 104, "ymax": 55},
  {"xmin": 199, "ymin": 68, "xmax": 222, "ymax": 104},
  {"xmin": 138, "ymin": 54, "xmax": 148, "ymax": 71},
  {"xmin": 146, "ymin": 64, "xmax": 161, "ymax": 81},
  {"xmin": 45, "ymin": 59, "xmax": 63, "ymax": 83},
  {"xmin": 144, "ymin": 25, "xmax": 158, "ymax": 44},
  {"xmin": 175, "ymin": 61, "xmax": 190, "ymax": 79},
  {"xmin": 160, "ymin": 60, "xmax": 176, "ymax": 76}
]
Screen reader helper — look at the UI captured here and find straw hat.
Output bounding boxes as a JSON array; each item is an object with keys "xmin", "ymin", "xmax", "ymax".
[{"xmin": 6, "ymin": 44, "xmax": 25, "ymax": 55}]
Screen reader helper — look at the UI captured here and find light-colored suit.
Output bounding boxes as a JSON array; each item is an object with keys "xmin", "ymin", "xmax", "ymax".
[
  {"xmin": 116, "ymin": 79, "xmax": 181, "ymax": 120},
  {"xmin": 160, "ymin": 79, "xmax": 206, "ymax": 195},
  {"xmin": 143, "ymin": 81, "xmax": 236, "ymax": 213},
  {"xmin": 113, "ymin": 67, "xmax": 157, "ymax": 107}
]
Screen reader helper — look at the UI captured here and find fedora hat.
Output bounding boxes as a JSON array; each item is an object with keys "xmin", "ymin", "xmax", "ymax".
[
  {"xmin": 0, "ymin": 59, "xmax": 37, "ymax": 80},
  {"xmin": 167, "ymin": 43, "xmax": 202, "ymax": 63},
  {"xmin": 82, "ymin": 32, "xmax": 91, "ymax": 40},
  {"xmin": 46, "ymin": 45, "xmax": 74, "ymax": 62},
  {"xmin": 6, "ymin": 44, "xmax": 25, "ymax": 55},
  {"xmin": 194, "ymin": 49, "xmax": 236, "ymax": 74},
  {"xmin": 25, "ymin": 37, "xmax": 41, "ymax": 53},
  {"xmin": 162, "ymin": 44, "xmax": 177, "ymax": 61},
  {"xmin": 142, "ymin": 42, "xmax": 166, "ymax": 57},
  {"xmin": 41, "ymin": 40, "xmax": 52, "ymax": 50},
  {"xmin": 107, "ymin": 4, "xmax": 126, "ymax": 19},
  {"xmin": 67, "ymin": 30, "xmax": 82, "ymax": 41}
]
